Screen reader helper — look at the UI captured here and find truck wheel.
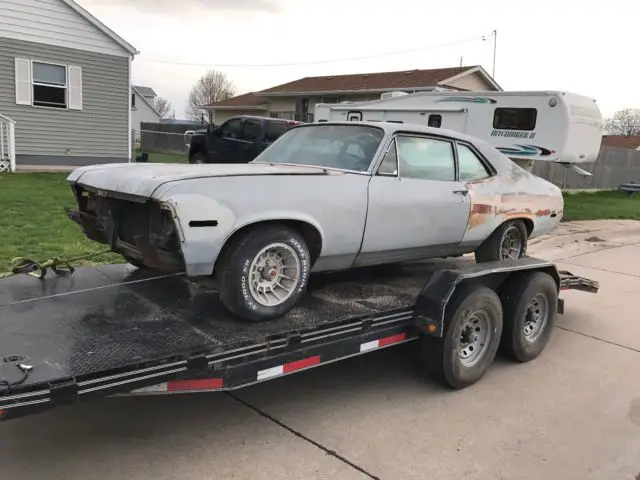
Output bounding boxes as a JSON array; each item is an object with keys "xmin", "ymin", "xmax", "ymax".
[
  {"xmin": 189, "ymin": 152, "xmax": 206, "ymax": 164},
  {"xmin": 474, "ymin": 219, "xmax": 528, "ymax": 263},
  {"xmin": 498, "ymin": 271, "xmax": 558, "ymax": 362},
  {"xmin": 421, "ymin": 283, "xmax": 503, "ymax": 389},
  {"xmin": 217, "ymin": 224, "xmax": 311, "ymax": 322}
]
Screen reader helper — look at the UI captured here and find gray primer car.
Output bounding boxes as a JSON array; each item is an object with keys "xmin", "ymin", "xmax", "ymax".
[{"xmin": 67, "ymin": 121, "xmax": 563, "ymax": 322}]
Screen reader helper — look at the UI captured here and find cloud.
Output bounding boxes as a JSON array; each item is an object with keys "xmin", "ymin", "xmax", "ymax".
[{"xmin": 78, "ymin": 0, "xmax": 283, "ymax": 14}]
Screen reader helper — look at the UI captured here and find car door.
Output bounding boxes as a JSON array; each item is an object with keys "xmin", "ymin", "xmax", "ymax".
[
  {"xmin": 210, "ymin": 118, "xmax": 243, "ymax": 163},
  {"xmin": 356, "ymin": 133, "xmax": 471, "ymax": 265},
  {"xmin": 235, "ymin": 117, "xmax": 265, "ymax": 163}
]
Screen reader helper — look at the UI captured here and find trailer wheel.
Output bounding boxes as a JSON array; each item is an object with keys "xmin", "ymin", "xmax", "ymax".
[
  {"xmin": 474, "ymin": 219, "xmax": 528, "ymax": 263},
  {"xmin": 499, "ymin": 271, "xmax": 558, "ymax": 362},
  {"xmin": 217, "ymin": 224, "xmax": 311, "ymax": 322},
  {"xmin": 421, "ymin": 283, "xmax": 503, "ymax": 389},
  {"xmin": 189, "ymin": 152, "xmax": 206, "ymax": 164}
]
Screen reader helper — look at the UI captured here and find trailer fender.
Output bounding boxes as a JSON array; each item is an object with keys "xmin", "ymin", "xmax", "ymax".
[{"xmin": 413, "ymin": 257, "xmax": 561, "ymax": 338}]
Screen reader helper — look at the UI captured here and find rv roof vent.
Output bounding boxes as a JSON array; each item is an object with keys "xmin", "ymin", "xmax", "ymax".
[{"xmin": 380, "ymin": 91, "xmax": 409, "ymax": 99}]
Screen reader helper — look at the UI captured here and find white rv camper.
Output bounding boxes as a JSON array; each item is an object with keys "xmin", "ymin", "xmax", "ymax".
[{"xmin": 314, "ymin": 90, "xmax": 603, "ymax": 173}]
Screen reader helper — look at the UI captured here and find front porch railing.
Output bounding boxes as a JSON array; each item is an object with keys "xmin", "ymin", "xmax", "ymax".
[{"xmin": 0, "ymin": 113, "xmax": 16, "ymax": 173}]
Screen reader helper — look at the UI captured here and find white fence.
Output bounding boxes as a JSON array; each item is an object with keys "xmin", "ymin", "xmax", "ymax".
[{"xmin": 0, "ymin": 113, "xmax": 16, "ymax": 173}]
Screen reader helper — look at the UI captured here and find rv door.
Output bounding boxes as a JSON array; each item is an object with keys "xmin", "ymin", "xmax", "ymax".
[{"xmin": 430, "ymin": 111, "xmax": 467, "ymax": 132}]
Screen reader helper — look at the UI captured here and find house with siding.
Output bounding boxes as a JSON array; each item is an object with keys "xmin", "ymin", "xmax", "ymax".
[
  {"xmin": 0, "ymin": 0, "xmax": 138, "ymax": 167},
  {"xmin": 131, "ymin": 85, "xmax": 162, "ymax": 140},
  {"xmin": 206, "ymin": 65, "xmax": 502, "ymax": 124}
]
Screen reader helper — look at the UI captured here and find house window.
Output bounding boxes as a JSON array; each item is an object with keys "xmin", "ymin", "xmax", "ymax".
[
  {"xmin": 32, "ymin": 61, "xmax": 67, "ymax": 109},
  {"xmin": 131, "ymin": 92, "xmax": 136, "ymax": 108}
]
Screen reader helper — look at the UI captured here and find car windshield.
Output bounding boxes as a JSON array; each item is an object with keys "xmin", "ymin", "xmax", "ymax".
[{"xmin": 251, "ymin": 124, "xmax": 385, "ymax": 172}]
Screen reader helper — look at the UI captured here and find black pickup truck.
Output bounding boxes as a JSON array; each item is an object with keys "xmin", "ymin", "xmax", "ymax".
[{"xmin": 188, "ymin": 115, "xmax": 301, "ymax": 164}]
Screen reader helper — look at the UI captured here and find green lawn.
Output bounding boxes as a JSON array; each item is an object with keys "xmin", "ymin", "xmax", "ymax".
[
  {"xmin": 562, "ymin": 190, "xmax": 640, "ymax": 222},
  {"xmin": 0, "ymin": 173, "xmax": 124, "ymax": 273},
  {"xmin": 0, "ymin": 171, "xmax": 638, "ymax": 274}
]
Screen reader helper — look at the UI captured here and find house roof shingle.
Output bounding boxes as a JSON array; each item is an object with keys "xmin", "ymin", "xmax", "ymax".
[
  {"xmin": 258, "ymin": 66, "xmax": 477, "ymax": 94},
  {"xmin": 133, "ymin": 86, "xmax": 157, "ymax": 98},
  {"xmin": 208, "ymin": 66, "xmax": 484, "ymax": 108}
]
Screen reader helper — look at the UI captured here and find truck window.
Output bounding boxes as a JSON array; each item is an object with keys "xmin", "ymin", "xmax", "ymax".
[
  {"xmin": 264, "ymin": 121, "xmax": 291, "ymax": 143},
  {"xmin": 493, "ymin": 108, "xmax": 537, "ymax": 131},
  {"xmin": 456, "ymin": 143, "xmax": 491, "ymax": 181},
  {"xmin": 219, "ymin": 118, "xmax": 242, "ymax": 138},
  {"xmin": 238, "ymin": 118, "xmax": 262, "ymax": 141}
]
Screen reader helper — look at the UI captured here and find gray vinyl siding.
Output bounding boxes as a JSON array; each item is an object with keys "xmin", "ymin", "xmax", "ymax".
[{"xmin": 0, "ymin": 37, "xmax": 130, "ymax": 160}]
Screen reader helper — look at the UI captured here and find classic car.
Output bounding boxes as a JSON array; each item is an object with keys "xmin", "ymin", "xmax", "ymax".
[{"xmin": 66, "ymin": 121, "xmax": 563, "ymax": 322}]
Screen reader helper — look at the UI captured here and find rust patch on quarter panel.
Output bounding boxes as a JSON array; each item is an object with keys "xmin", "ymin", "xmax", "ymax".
[{"xmin": 463, "ymin": 168, "xmax": 563, "ymax": 244}]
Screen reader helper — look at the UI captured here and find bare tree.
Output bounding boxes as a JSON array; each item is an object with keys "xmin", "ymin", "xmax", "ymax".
[
  {"xmin": 186, "ymin": 70, "xmax": 236, "ymax": 123},
  {"xmin": 604, "ymin": 108, "xmax": 640, "ymax": 135},
  {"xmin": 152, "ymin": 96, "xmax": 172, "ymax": 118}
]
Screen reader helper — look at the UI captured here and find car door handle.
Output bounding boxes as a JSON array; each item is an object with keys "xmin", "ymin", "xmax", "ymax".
[{"xmin": 453, "ymin": 189, "xmax": 469, "ymax": 195}]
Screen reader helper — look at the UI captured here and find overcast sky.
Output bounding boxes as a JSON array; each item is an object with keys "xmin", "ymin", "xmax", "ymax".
[{"xmin": 76, "ymin": 0, "xmax": 638, "ymax": 120}]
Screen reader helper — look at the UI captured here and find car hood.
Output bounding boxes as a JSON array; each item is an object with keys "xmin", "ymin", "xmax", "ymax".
[{"xmin": 67, "ymin": 162, "xmax": 328, "ymax": 199}]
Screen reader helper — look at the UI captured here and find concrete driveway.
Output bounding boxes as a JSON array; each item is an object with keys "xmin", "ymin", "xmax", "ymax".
[{"xmin": 1, "ymin": 220, "xmax": 639, "ymax": 480}]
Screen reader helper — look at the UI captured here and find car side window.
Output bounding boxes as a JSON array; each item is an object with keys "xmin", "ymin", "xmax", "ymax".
[
  {"xmin": 219, "ymin": 118, "xmax": 242, "ymax": 138},
  {"xmin": 238, "ymin": 119, "xmax": 262, "ymax": 141},
  {"xmin": 264, "ymin": 121, "xmax": 290, "ymax": 143},
  {"xmin": 457, "ymin": 143, "xmax": 491, "ymax": 181},
  {"xmin": 377, "ymin": 140, "xmax": 398, "ymax": 175},
  {"xmin": 395, "ymin": 135, "xmax": 455, "ymax": 181}
]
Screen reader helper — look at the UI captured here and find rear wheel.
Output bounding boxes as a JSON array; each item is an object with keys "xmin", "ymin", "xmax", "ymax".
[
  {"xmin": 189, "ymin": 152, "xmax": 206, "ymax": 164},
  {"xmin": 421, "ymin": 283, "xmax": 503, "ymax": 389},
  {"xmin": 475, "ymin": 219, "xmax": 528, "ymax": 263},
  {"xmin": 216, "ymin": 224, "xmax": 311, "ymax": 322},
  {"xmin": 499, "ymin": 271, "xmax": 558, "ymax": 362}
]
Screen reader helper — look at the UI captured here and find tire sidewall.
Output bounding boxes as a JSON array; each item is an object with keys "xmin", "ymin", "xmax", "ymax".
[
  {"xmin": 442, "ymin": 286, "xmax": 503, "ymax": 389},
  {"xmin": 505, "ymin": 273, "xmax": 557, "ymax": 361},
  {"xmin": 235, "ymin": 228, "xmax": 311, "ymax": 320}
]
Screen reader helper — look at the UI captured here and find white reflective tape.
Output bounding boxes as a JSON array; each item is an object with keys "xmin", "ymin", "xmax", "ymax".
[
  {"xmin": 257, "ymin": 365, "xmax": 284, "ymax": 381},
  {"xmin": 130, "ymin": 382, "xmax": 168, "ymax": 393},
  {"xmin": 360, "ymin": 340, "xmax": 380, "ymax": 352}
]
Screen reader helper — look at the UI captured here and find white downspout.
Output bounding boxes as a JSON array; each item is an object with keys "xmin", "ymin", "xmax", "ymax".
[{"xmin": 128, "ymin": 54, "xmax": 132, "ymax": 162}]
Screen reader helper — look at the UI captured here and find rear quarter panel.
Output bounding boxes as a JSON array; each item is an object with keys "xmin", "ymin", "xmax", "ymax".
[
  {"xmin": 462, "ymin": 159, "xmax": 563, "ymax": 245},
  {"xmin": 152, "ymin": 172, "xmax": 370, "ymax": 276}
]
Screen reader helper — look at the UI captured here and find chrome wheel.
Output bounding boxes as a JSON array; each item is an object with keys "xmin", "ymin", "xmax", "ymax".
[
  {"xmin": 523, "ymin": 294, "xmax": 549, "ymax": 343},
  {"xmin": 500, "ymin": 226, "xmax": 523, "ymax": 260},
  {"xmin": 248, "ymin": 242, "xmax": 301, "ymax": 307},
  {"xmin": 458, "ymin": 309, "xmax": 492, "ymax": 367}
]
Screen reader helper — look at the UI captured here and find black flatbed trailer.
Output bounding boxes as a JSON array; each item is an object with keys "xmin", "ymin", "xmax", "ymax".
[{"xmin": 0, "ymin": 257, "xmax": 599, "ymax": 421}]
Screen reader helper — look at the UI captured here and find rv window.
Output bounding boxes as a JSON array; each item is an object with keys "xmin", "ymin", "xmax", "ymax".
[
  {"xmin": 456, "ymin": 143, "xmax": 491, "ymax": 181},
  {"xmin": 427, "ymin": 114, "xmax": 442, "ymax": 128},
  {"xmin": 493, "ymin": 108, "xmax": 537, "ymax": 131},
  {"xmin": 395, "ymin": 136, "xmax": 455, "ymax": 181}
]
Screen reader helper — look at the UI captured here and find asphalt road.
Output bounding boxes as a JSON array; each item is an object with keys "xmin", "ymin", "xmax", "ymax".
[{"xmin": 1, "ymin": 220, "xmax": 639, "ymax": 480}]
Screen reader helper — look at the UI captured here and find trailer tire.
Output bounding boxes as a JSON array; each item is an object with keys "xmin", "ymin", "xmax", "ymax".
[
  {"xmin": 189, "ymin": 152, "xmax": 206, "ymax": 164},
  {"xmin": 474, "ymin": 219, "xmax": 528, "ymax": 263},
  {"xmin": 421, "ymin": 283, "xmax": 503, "ymax": 389},
  {"xmin": 498, "ymin": 271, "xmax": 558, "ymax": 362},
  {"xmin": 217, "ymin": 224, "xmax": 311, "ymax": 322}
]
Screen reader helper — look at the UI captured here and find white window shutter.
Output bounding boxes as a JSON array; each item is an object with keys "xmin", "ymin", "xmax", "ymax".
[
  {"xmin": 15, "ymin": 58, "xmax": 32, "ymax": 105},
  {"xmin": 67, "ymin": 65, "xmax": 83, "ymax": 110}
]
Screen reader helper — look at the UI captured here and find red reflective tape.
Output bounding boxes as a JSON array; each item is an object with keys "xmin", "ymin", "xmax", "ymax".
[
  {"xmin": 378, "ymin": 333, "xmax": 407, "ymax": 347},
  {"xmin": 167, "ymin": 378, "xmax": 223, "ymax": 391},
  {"xmin": 283, "ymin": 355, "xmax": 321, "ymax": 373}
]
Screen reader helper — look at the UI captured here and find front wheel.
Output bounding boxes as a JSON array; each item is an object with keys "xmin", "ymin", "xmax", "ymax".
[
  {"xmin": 421, "ymin": 283, "xmax": 503, "ymax": 389},
  {"xmin": 216, "ymin": 224, "xmax": 311, "ymax": 322}
]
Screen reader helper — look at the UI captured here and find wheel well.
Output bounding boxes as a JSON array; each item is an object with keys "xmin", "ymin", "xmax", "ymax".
[
  {"xmin": 516, "ymin": 218, "xmax": 534, "ymax": 237},
  {"xmin": 216, "ymin": 219, "xmax": 323, "ymax": 269}
]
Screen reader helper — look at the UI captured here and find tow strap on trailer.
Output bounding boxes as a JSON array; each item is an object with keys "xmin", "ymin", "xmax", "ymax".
[{"xmin": 0, "ymin": 249, "xmax": 112, "ymax": 280}]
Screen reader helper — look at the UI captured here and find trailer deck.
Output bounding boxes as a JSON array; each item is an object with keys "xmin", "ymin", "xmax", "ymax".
[{"xmin": 0, "ymin": 257, "xmax": 599, "ymax": 421}]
